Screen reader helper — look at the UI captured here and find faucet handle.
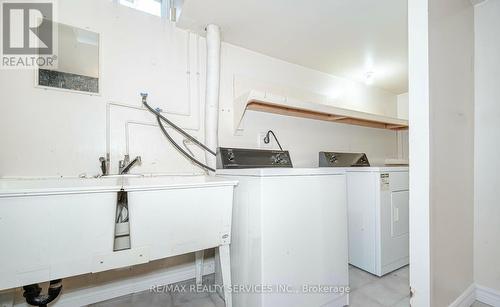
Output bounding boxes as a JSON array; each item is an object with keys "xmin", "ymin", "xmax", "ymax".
[
  {"xmin": 99, "ymin": 156, "xmax": 109, "ymax": 176},
  {"xmin": 118, "ymin": 155, "xmax": 128, "ymax": 169},
  {"xmin": 119, "ymin": 155, "xmax": 141, "ymax": 175},
  {"xmin": 120, "ymin": 155, "xmax": 130, "ymax": 166},
  {"xmin": 140, "ymin": 93, "xmax": 148, "ymax": 103}
]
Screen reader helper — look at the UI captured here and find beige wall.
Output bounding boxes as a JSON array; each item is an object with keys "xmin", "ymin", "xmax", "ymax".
[
  {"xmin": 397, "ymin": 92, "xmax": 409, "ymax": 120},
  {"xmin": 429, "ymin": 0, "xmax": 475, "ymax": 305},
  {"xmin": 409, "ymin": 0, "xmax": 475, "ymax": 305},
  {"xmin": 474, "ymin": 0, "xmax": 500, "ymax": 293}
]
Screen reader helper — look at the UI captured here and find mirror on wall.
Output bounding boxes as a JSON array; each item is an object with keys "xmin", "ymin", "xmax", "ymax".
[{"xmin": 37, "ymin": 22, "xmax": 100, "ymax": 94}]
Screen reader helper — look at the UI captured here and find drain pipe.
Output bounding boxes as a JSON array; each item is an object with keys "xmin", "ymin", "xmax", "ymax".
[
  {"xmin": 204, "ymin": 24, "xmax": 221, "ymax": 173},
  {"xmin": 23, "ymin": 279, "xmax": 63, "ymax": 307},
  {"xmin": 203, "ymin": 23, "xmax": 222, "ymax": 298}
]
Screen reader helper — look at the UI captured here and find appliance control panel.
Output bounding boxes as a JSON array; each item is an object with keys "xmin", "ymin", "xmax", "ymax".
[
  {"xmin": 217, "ymin": 147, "xmax": 293, "ymax": 169},
  {"xmin": 319, "ymin": 152, "xmax": 370, "ymax": 167}
]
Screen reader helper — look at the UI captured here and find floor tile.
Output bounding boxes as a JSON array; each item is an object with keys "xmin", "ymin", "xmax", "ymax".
[
  {"xmin": 90, "ymin": 275, "xmax": 222, "ymax": 307},
  {"xmin": 379, "ymin": 270, "xmax": 410, "ymax": 297},
  {"xmin": 346, "ymin": 265, "xmax": 410, "ymax": 307},
  {"xmin": 92, "ymin": 265, "xmax": 413, "ymax": 307},
  {"xmin": 391, "ymin": 296, "xmax": 410, "ymax": 307},
  {"xmin": 393, "ymin": 266, "xmax": 409, "ymax": 280},
  {"xmin": 174, "ymin": 295, "xmax": 224, "ymax": 307},
  {"xmin": 348, "ymin": 266, "xmax": 379, "ymax": 291},
  {"xmin": 349, "ymin": 290, "xmax": 385, "ymax": 307},
  {"xmin": 357, "ymin": 281, "xmax": 407, "ymax": 306}
]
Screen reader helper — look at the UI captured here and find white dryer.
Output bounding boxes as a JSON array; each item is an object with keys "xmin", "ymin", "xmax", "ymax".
[
  {"xmin": 217, "ymin": 148, "xmax": 349, "ymax": 307},
  {"xmin": 319, "ymin": 152, "xmax": 409, "ymax": 276}
]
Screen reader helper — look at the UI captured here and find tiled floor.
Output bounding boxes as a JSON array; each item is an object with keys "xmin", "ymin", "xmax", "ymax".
[
  {"xmin": 349, "ymin": 266, "xmax": 491, "ymax": 307},
  {"xmin": 348, "ymin": 265, "xmax": 409, "ymax": 307},
  {"xmin": 90, "ymin": 275, "xmax": 225, "ymax": 307},
  {"xmin": 91, "ymin": 266, "xmax": 491, "ymax": 307}
]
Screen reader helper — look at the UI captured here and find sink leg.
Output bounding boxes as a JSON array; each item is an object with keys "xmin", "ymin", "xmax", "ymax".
[
  {"xmin": 215, "ymin": 248, "xmax": 222, "ymax": 295},
  {"xmin": 218, "ymin": 244, "xmax": 232, "ymax": 307},
  {"xmin": 195, "ymin": 250, "xmax": 204, "ymax": 285}
]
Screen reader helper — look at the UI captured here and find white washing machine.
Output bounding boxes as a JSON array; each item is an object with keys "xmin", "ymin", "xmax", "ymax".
[
  {"xmin": 217, "ymin": 148, "xmax": 349, "ymax": 307},
  {"xmin": 319, "ymin": 152, "xmax": 409, "ymax": 277}
]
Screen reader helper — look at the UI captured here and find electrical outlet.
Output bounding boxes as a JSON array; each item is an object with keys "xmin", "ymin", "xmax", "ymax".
[{"xmin": 258, "ymin": 132, "xmax": 273, "ymax": 149}]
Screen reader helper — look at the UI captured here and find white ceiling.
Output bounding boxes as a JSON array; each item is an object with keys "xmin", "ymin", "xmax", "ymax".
[{"xmin": 178, "ymin": 0, "xmax": 408, "ymax": 94}]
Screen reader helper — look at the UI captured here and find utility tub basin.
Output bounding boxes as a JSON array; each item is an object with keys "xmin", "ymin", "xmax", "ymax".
[{"xmin": 0, "ymin": 175, "xmax": 237, "ymax": 290}]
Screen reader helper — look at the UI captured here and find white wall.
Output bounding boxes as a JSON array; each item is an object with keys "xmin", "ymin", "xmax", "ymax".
[
  {"xmin": 408, "ymin": 0, "xmax": 431, "ymax": 304},
  {"xmin": 0, "ymin": 0, "xmax": 207, "ymax": 177},
  {"xmin": 0, "ymin": 0, "xmax": 401, "ymax": 178},
  {"xmin": 397, "ymin": 92, "xmax": 409, "ymax": 120},
  {"xmin": 474, "ymin": 0, "xmax": 500, "ymax": 294},
  {"xmin": 0, "ymin": 0, "xmax": 404, "ymax": 299},
  {"xmin": 409, "ymin": 0, "xmax": 475, "ymax": 306},
  {"xmin": 219, "ymin": 44, "xmax": 400, "ymax": 167},
  {"xmin": 396, "ymin": 92, "xmax": 409, "ymax": 161}
]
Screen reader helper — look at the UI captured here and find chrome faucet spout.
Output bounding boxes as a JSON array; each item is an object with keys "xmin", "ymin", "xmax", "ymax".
[{"xmin": 119, "ymin": 155, "xmax": 142, "ymax": 174}]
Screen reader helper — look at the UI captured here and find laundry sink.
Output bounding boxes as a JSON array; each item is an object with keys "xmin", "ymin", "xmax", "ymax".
[{"xmin": 0, "ymin": 175, "xmax": 237, "ymax": 290}]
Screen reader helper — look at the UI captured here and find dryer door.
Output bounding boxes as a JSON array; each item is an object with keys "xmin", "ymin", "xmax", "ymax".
[
  {"xmin": 380, "ymin": 188, "xmax": 410, "ymax": 275},
  {"xmin": 391, "ymin": 190, "xmax": 409, "ymax": 237}
]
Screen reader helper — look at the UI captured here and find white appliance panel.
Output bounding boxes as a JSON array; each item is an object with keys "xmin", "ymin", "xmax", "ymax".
[
  {"xmin": 346, "ymin": 172, "xmax": 378, "ymax": 273},
  {"xmin": 261, "ymin": 175, "xmax": 348, "ymax": 307},
  {"xmin": 346, "ymin": 169, "xmax": 409, "ymax": 276},
  {"xmin": 220, "ymin": 170, "xmax": 349, "ymax": 307},
  {"xmin": 391, "ymin": 190, "xmax": 410, "ymax": 238}
]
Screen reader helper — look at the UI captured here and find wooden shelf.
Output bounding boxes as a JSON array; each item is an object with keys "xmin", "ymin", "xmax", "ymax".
[
  {"xmin": 234, "ymin": 90, "xmax": 409, "ymax": 132},
  {"xmin": 385, "ymin": 158, "xmax": 409, "ymax": 165}
]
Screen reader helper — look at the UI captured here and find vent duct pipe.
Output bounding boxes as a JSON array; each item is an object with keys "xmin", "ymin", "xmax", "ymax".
[{"xmin": 204, "ymin": 24, "xmax": 221, "ymax": 173}]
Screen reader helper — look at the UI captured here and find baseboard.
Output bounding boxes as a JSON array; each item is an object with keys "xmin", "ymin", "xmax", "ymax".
[
  {"xmin": 449, "ymin": 284, "xmax": 476, "ymax": 307},
  {"xmin": 7, "ymin": 258, "xmax": 215, "ymax": 307},
  {"xmin": 476, "ymin": 285, "xmax": 500, "ymax": 307}
]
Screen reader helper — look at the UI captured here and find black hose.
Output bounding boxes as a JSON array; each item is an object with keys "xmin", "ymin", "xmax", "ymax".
[
  {"xmin": 142, "ymin": 94, "xmax": 216, "ymax": 156},
  {"xmin": 23, "ymin": 279, "xmax": 62, "ymax": 307},
  {"xmin": 264, "ymin": 130, "xmax": 283, "ymax": 151},
  {"xmin": 156, "ymin": 116, "xmax": 215, "ymax": 172}
]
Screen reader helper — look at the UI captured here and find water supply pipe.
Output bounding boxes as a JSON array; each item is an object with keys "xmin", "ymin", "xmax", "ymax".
[{"xmin": 204, "ymin": 24, "xmax": 221, "ymax": 173}]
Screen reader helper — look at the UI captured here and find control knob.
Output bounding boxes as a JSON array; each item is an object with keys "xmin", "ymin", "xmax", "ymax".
[
  {"xmin": 329, "ymin": 154, "xmax": 338, "ymax": 164},
  {"xmin": 272, "ymin": 153, "xmax": 289, "ymax": 165},
  {"xmin": 227, "ymin": 150, "xmax": 235, "ymax": 161}
]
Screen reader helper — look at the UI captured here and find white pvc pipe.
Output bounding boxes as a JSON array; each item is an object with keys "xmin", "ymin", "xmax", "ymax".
[{"xmin": 204, "ymin": 24, "xmax": 221, "ymax": 173}]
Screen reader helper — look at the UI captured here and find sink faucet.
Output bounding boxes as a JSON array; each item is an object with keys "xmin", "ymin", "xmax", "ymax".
[
  {"xmin": 99, "ymin": 155, "xmax": 110, "ymax": 176},
  {"xmin": 119, "ymin": 155, "xmax": 142, "ymax": 174}
]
